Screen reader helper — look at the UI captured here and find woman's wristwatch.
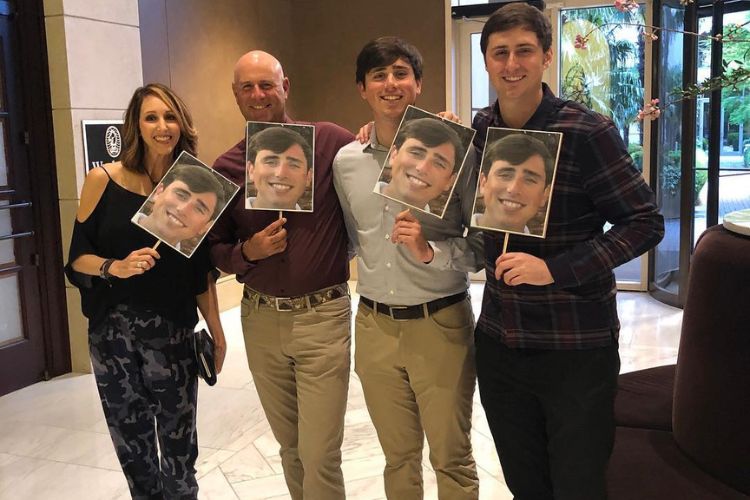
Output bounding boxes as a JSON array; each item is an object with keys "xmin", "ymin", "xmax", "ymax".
[{"xmin": 99, "ymin": 258, "xmax": 115, "ymax": 281}]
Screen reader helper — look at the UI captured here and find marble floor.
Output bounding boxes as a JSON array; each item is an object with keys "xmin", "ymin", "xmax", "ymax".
[{"xmin": 0, "ymin": 282, "xmax": 682, "ymax": 500}]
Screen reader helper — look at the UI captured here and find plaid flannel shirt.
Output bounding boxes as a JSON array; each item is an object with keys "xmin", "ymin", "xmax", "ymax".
[{"xmin": 473, "ymin": 84, "xmax": 664, "ymax": 349}]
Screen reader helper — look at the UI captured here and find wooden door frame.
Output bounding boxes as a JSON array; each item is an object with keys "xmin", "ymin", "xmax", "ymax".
[{"xmin": 15, "ymin": 0, "xmax": 70, "ymax": 378}]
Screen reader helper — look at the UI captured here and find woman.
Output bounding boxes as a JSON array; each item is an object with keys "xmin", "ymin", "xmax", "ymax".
[{"xmin": 65, "ymin": 83, "xmax": 227, "ymax": 499}]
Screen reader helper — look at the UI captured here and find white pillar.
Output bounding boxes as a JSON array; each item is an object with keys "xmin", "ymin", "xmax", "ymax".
[{"xmin": 44, "ymin": 0, "xmax": 143, "ymax": 373}]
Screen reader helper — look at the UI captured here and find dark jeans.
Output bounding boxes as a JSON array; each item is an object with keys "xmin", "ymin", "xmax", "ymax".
[
  {"xmin": 475, "ymin": 331, "xmax": 619, "ymax": 500},
  {"xmin": 90, "ymin": 304, "xmax": 199, "ymax": 500}
]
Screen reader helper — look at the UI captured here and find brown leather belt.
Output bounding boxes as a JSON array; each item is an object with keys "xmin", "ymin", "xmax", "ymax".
[
  {"xmin": 360, "ymin": 291, "xmax": 468, "ymax": 321},
  {"xmin": 243, "ymin": 283, "xmax": 349, "ymax": 312}
]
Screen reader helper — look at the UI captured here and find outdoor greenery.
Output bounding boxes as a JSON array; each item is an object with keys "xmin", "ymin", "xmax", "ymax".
[
  {"xmin": 713, "ymin": 21, "xmax": 750, "ymax": 153},
  {"xmin": 695, "ymin": 168, "xmax": 708, "ymax": 200},
  {"xmin": 661, "ymin": 149, "xmax": 708, "ymax": 199},
  {"xmin": 568, "ymin": 4, "xmax": 750, "ymax": 128},
  {"xmin": 628, "ymin": 143, "xmax": 643, "ymax": 171},
  {"xmin": 565, "ymin": 1, "xmax": 750, "ymax": 218},
  {"xmin": 662, "ymin": 153, "xmax": 681, "ymax": 196},
  {"xmin": 560, "ymin": 5, "xmax": 644, "ymax": 147}
]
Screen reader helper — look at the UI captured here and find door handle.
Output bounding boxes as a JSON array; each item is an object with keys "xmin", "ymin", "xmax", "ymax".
[
  {"xmin": 0, "ymin": 231, "xmax": 34, "ymax": 241},
  {"xmin": 0, "ymin": 202, "xmax": 32, "ymax": 210}
]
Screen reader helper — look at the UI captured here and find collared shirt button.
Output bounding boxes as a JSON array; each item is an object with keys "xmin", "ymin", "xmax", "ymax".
[
  {"xmin": 389, "ymin": 290, "xmax": 394, "ymax": 295},
  {"xmin": 384, "ymin": 205, "xmax": 389, "ymax": 212},
  {"xmin": 385, "ymin": 234, "xmax": 390, "ymax": 240},
  {"xmin": 386, "ymin": 262, "xmax": 392, "ymax": 268}
]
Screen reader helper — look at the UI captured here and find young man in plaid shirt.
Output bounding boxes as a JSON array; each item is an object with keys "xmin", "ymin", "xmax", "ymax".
[{"xmin": 471, "ymin": 3, "xmax": 664, "ymax": 499}]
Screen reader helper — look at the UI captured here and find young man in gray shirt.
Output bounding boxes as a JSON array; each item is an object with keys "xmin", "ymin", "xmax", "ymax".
[{"xmin": 333, "ymin": 37, "xmax": 482, "ymax": 500}]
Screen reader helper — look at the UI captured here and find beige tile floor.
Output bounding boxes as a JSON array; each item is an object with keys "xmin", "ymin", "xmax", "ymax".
[{"xmin": 0, "ymin": 282, "xmax": 682, "ymax": 500}]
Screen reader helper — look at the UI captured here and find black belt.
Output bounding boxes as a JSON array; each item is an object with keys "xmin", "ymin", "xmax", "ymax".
[
  {"xmin": 243, "ymin": 283, "xmax": 349, "ymax": 312},
  {"xmin": 359, "ymin": 291, "xmax": 467, "ymax": 321}
]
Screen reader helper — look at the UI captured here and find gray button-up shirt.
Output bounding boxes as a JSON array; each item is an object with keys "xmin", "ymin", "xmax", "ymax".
[{"xmin": 333, "ymin": 127, "xmax": 482, "ymax": 306}]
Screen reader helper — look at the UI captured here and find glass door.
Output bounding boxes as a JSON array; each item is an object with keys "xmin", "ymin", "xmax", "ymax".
[
  {"xmin": 0, "ymin": 0, "xmax": 49, "ymax": 396},
  {"xmin": 558, "ymin": 2, "xmax": 652, "ymax": 290},
  {"xmin": 651, "ymin": 0, "xmax": 750, "ymax": 307},
  {"xmin": 652, "ymin": 1, "xmax": 687, "ymax": 304},
  {"xmin": 694, "ymin": 8, "xmax": 750, "ymax": 238}
]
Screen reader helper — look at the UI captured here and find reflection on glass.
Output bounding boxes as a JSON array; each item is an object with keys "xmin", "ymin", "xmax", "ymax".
[
  {"xmin": 0, "ymin": 200, "xmax": 11, "ymax": 263},
  {"xmin": 559, "ymin": 5, "xmax": 646, "ymax": 283},
  {"xmin": 653, "ymin": 5, "xmax": 685, "ymax": 296},
  {"xmin": 0, "ymin": 119, "xmax": 7, "ymax": 186},
  {"xmin": 560, "ymin": 6, "xmax": 646, "ymax": 169},
  {"xmin": 0, "ymin": 51, "xmax": 4, "ymax": 110},
  {"xmin": 0, "ymin": 274, "xmax": 23, "ymax": 346}
]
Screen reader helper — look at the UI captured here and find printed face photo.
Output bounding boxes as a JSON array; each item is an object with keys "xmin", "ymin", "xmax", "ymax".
[
  {"xmin": 149, "ymin": 180, "xmax": 217, "ymax": 243},
  {"xmin": 249, "ymin": 143, "xmax": 311, "ymax": 208},
  {"xmin": 471, "ymin": 128, "xmax": 562, "ymax": 237},
  {"xmin": 245, "ymin": 122, "xmax": 315, "ymax": 212},
  {"xmin": 386, "ymin": 138, "xmax": 456, "ymax": 209},
  {"xmin": 375, "ymin": 106, "xmax": 476, "ymax": 218},
  {"xmin": 480, "ymin": 155, "xmax": 549, "ymax": 232},
  {"xmin": 132, "ymin": 152, "xmax": 240, "ymax": 257}
]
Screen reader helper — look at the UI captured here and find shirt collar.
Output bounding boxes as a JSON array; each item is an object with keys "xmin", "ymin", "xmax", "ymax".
[
  {"xmin": 491, "ymin": 83, "xmax": 556, "ymax": 130},
  {"xmin": 364, "ymin": 124, "xmax": 391, "ymax": 153}
]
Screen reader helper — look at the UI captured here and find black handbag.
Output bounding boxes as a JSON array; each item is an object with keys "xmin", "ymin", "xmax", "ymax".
[{"xmin": 193, "ymin": 329, "xmax": 217, "ymax": 386}]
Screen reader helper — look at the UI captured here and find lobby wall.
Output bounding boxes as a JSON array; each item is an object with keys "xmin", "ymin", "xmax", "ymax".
[
  {"xmin": 291, "ymin": 0, "xmax": 450, "ymax": 132},
  {"xmin": 45, "ymin": 0, "xmax": 143, "ymax": 372},
  {"xmin": 138, "ymin": 0, "xmax": 295, "ymax": 166},
  {"xmin": 138, "ymin": 0, "xmax": 449, "ymax": 163}
]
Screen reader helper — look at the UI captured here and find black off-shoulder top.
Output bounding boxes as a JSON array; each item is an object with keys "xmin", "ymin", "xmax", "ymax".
[{"xmin": 65, "ymin": 172, "xmax": 213, "ymax": 331}]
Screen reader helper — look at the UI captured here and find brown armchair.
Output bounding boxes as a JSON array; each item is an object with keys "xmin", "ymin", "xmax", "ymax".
[{"xmin": 607, "ymin": 225, "xmax": 750, "ymax": 499}]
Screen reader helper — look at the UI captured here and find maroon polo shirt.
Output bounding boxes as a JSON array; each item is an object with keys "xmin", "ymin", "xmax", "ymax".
[{"xmin": 208, "ymin": 117, "xmax": 354, "ymax": 296}]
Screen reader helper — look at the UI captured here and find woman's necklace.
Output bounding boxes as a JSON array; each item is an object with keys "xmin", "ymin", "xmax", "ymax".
[{"xmin": 145, "ymin": 169, "xmax": 158, "ymax": 189}]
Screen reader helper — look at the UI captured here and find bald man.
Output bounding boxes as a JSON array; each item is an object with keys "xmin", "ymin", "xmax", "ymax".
[{"xmin": 208, "ymin": 51, "xmax": 354, "ymax": 500}]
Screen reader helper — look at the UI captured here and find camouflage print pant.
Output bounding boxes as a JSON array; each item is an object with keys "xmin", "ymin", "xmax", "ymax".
[{"xmin": 89, "ymin": 304, "xmax": 199, "ymax": 500}]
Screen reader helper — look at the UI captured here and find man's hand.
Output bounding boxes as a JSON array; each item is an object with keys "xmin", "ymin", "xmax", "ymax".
[
  {"xmin": 242, "ymin": 218, "xmax": 287, "ymax": 261},
  {"xmin": 356, "ymin": 121, "xmax": 374, "ymax": 144},
  {"xmin": 495, "ymin": 252, "xmax": 554, "ymax": 286},
  {"xmin": 392, "ymin": 209, "xmax": 434, "ymax": 263},
  {"xmin": 437, "ymin": 111, "xmax": 462, "ymax": 124}
]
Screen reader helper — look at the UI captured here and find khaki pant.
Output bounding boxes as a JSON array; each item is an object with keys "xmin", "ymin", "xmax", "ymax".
[
  {"xmin": 240, "ymin": 289, "xmax": 351, "ymax": 500},
  {"xmin": 355, "ymin": 296, "xmax": 478, "ymax": 500}
]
